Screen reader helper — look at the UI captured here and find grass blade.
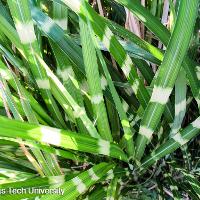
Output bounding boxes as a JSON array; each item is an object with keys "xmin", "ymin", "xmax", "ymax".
[{"xmin": 135, "ymin": 0, "xmax": 199, "ymax": 161}]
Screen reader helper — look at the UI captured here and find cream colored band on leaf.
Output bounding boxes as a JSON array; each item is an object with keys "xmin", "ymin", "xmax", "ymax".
[
  {"xmin": 139, "ymin": 126, "xmax": 154, "ymax": 140},
  {"xmin": 98, "ymin": 139, "xmax": 110, "ymax": 155},
  {"xmin": 16, "ymin": 22, "xmax": 36, "ymax": 44},
  {"xmin": 72, "ymin": 177, "xmax": 86, "ymax": 194},
  {"xmin": 150, "ymin": 86, "xmax": 172, "ymax": 104},
  {"xmin": 41, "ymin": 126, "xmax": 61, "ymax": 146},
  {"xmin": 36, "ymin": 79, "xmax": 50, "ymax": 89}
]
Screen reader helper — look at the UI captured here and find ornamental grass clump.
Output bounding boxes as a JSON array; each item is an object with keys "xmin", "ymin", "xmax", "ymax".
[{"xmin": 0, "ymin": 0, "xmax": 199, "ymax": 199}]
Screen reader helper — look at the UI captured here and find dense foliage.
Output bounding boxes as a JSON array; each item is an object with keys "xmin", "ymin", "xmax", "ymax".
[{"xmin": 0, "ymin": 0, "xmax": 199, "ymax": 199}]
